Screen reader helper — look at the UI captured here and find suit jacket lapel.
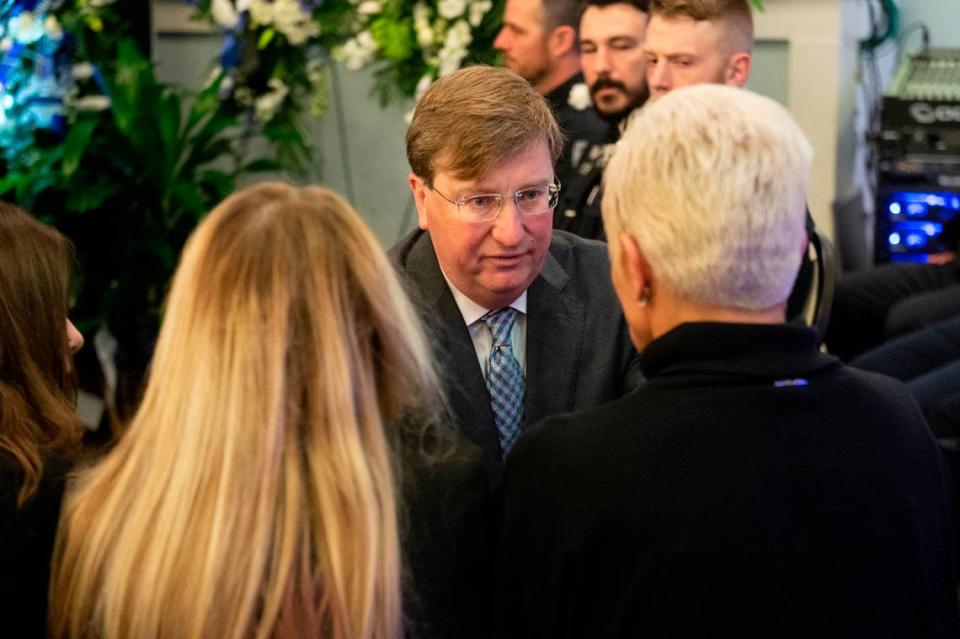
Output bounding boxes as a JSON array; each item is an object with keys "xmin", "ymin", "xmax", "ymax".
[
  {"xmin": 524, "ymin": 250, "xmax": 585, "ymax": 427},
  {"xmin": 405, "ymin": 235, "xmax": 503, "ymax": 470}
]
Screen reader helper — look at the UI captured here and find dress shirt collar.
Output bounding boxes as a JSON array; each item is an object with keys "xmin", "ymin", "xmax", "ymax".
[{"xmin": 439, "ymin": 268, "xmax": 527, "ymax": 326}]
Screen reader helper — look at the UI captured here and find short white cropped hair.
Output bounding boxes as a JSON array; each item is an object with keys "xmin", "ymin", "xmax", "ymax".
[{"xmin": 602, "ymin": 84, "xmax": 813, "ymax": 311}]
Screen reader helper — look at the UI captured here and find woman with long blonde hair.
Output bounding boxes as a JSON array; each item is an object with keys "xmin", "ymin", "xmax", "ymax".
[{"xmin": 49, "ymin": 182, "xmax": 479, "ymax": 639}]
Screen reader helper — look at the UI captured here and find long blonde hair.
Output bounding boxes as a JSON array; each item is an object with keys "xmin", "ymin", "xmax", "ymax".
[{"xmin": 50, "ymin": 182, "xmax": 437, "ymax": 639}]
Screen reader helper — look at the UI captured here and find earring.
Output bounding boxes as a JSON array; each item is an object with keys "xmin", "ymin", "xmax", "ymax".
[{"xmin": 637, "ymin": 286, "xmax": 651, "ymax": 308}]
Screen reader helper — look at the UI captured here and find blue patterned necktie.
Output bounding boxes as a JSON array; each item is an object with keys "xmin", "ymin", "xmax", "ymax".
[{"xmin": 481, "ymin": 307, "xmax": 525, "ymax": 456}]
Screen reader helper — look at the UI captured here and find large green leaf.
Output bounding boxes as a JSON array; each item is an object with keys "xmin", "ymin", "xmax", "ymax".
[
  {"xmin": 65, "ymin": 181, "xmax": 123, "ymax": 213},
  {"xmin": 243, "ymin": 158, "xmax": 283, "ymax": 173},
  {"xmin": 62, "ymin": 119, "xmax": 98, "ymax": 178}
]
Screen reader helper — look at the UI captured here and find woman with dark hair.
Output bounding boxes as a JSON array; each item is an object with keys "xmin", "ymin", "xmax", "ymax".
[{"xmin": 0, "ymin": 202, "xmax": 85, "ymax": 635}]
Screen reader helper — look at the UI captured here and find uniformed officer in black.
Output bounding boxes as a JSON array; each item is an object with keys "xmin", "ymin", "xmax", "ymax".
[
  {"xmin": 495, "ymin": 0, "xmax": 616, "ymax": 241},
  {"xmin": 575, "ymin": 0, "xmax": 651, "ymax": 241}
]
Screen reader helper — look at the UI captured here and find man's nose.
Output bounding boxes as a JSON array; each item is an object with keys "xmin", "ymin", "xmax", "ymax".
[
  {"xmin": 648, "ymin": 59, "xmax": 671, "ymax": 94},
  {"xmin": 490, "ymin": 200, "xmax": 526, "ymax": 246},
  {"xmin": 593, "ymin": 47, "xmax": 613, "ymax": 76},
  {"xmin": 494, "ymin": 28, "xmax": 509, "ymax": 51}
]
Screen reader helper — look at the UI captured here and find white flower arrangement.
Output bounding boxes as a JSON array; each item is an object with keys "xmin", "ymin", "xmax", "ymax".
[
  {"xmin": 328, "ymin": 0, "xmax": 501, "ymax": 102},
  {"xmin": 195, "ymin": 0, "xmax": 503, "ymax": 125},
  {"xmin": 254, "ymin": 77, "xmax": 289, "ymax": 122}
]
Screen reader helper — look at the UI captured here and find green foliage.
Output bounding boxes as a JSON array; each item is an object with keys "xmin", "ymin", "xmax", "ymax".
[
  {"xmin": 370, "ymin": 18, "xmax": 415, "ymax": 62},
  {"xmin": 0, "ymin": 37, "xmax": 279, "ymax": 364}
]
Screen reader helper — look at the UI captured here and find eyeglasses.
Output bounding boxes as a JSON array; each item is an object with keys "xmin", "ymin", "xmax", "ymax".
[{"xmin": 431, "ymin": 179, "xmax": 562, "ymax": 222}]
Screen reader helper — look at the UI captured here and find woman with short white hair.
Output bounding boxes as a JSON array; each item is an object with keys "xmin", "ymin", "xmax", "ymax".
[{"xmin": 494, "ymin": 84, "xmax": 958, "ymax": 637}]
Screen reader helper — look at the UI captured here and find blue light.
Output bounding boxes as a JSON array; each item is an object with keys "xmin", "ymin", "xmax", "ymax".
[
  {"xmin": 907, "ymin": 203, "xmax": 928, "ymax": 216},
  {"xmin": 1, "ymin": 94, "xmax": 12, "ymax": 109},
  {"xmin": 889, "ymin": 232, "xmax": 901, "ymax": 246},
  {"xmin": 889, "ymin": 202, "xmax": 902, "ymax": 215},
  {"xmin": 924, "ymin": 223, "xmax": 941, "ymax": 236},
  {"xmin": 905, "ymin": 233, "xmax": 927, "ymax": 248},
  {"xmin": 953, "ymin": 198, "xmax": 960, "ymax": 210},
  {"xmin": 927, "ymin": 195, "xmax": 946, "ymax": 206}
]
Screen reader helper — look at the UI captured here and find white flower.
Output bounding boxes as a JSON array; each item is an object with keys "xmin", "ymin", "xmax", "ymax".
[
  {"xmin": 567, "ymin": 82, "xmax": 591, "ymax": 111},
  {"xmin": 248, "ymin": 0, "xmax": 273, "ymax": 25},
  {"xmin": 437, "ymin": 44, "xmax": 467, "ymax": 77},
  {"xmin": 436, "ymin": 20, "xmax": 473, "ymax": 76},
  {"xmin": 71, "ymin": 63, "xmax": 95, "ymax": 80},
  {"xmin": 74, "ymin": 95, "xmax": 112, "ymax": 111},
  {"xmin": 0, "ymin": 38, "xmax": 12, "ymax": 52},
  {"xmin": 254, "ymin": 77, "xmax": 289, "ymax": 123},
  {"xmin": 414, "ymin": 74, "xmax": 433, "ymax": 101},
  {"xmin": 10, "ymin": 12, "xmax": 45, "ymax": 45},
  {"xmin": 358, "ymin": 0, "xmax": 382, "ymax": 15},
  {"xmin": 416, "ymin": 25, "xmax": 435, "ymax": 49},
  {"xmin": 221, "ymin": 74, "xmax": 236, "ymax": 94},
  {"xmin": 44, "ymin": 15, "xmax": 63, "ymax": 40},
  {"xmin": 88, "ymin": 0, "xmax": 117, "ymax": 6},
  {"xmin": 272, "ymin": 0, "xmax": 319, "ymax": 45},
  {"xmin": 444, "ymin": 19, "xmax": 472, "ymax": 49},
  {"xmin": 335, "ymin": 31, "xmax": 378, "ymax": 71},
  {"xmin": 468, "ymin": 0, "xmax": 492, "ymax": 27},
  {"xmin": 438, "ymin": 0, "xmax": 467, "ymax": 20},
  {"xmin": 413, "ymin": 2, "xmax": 431, "ymax": 26},
  {"xmin": 211, "ymin": 0, "xmax": 239, "ymax": 28}
]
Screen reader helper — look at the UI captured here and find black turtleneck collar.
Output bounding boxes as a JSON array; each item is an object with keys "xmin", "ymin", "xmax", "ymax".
[{"xmin": 640, "ymin": 321, "xmax": 840, "ymax": 383}]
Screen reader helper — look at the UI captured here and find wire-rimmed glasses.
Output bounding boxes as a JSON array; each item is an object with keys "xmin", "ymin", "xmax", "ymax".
[{"xmin": 431, "ymin": 179, "xmax": 562, "ymax": 222}]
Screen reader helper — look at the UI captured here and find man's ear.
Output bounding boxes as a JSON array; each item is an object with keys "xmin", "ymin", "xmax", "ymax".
[
  {"xmin": 548, "ymin": 24, "xmax": 577, "ymax": 58},
  {"xmin": 726, "ymin": 52, "xmax": 752, "ymax": 87},
  {"xmin": 409, "ymin": 173, "xmax": 430, "ymax": 230},
  {"xmin": 617, "ymin": 232, "xmax": 652, "ymax": 302}
]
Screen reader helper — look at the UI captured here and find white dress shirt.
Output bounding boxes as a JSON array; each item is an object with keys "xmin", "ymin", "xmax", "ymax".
[{"xmin": 441, "ymin": 272, "xmax": 527, "ymax": 376}]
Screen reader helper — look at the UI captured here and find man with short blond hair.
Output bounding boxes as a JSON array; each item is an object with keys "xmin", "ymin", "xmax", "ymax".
[
  {"xmin": 644, "ymin": 0, "xmax": 753, "ymax": 100},
  {"xmin": 393, "ymin": 66, "xmax": 641, "ymax": 479},
  {"xmin": 495, "ymin": 0, "xmax": 616, "ymax": 240}
]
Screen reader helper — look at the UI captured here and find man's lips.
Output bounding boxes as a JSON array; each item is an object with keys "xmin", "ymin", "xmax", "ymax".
[
  {"xmin": 485, "ymin": 253, "xmax": 528, "ymax": 265},
  {"xmin": 594, "ymin": 86, "xmax": 624, "ymax": 100}
]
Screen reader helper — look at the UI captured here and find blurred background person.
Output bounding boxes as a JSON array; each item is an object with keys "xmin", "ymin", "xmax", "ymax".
[
  {"xmin": 494, "ymin": 85, "xmax": 958, "ymax": 637},
  {"xmin": 50, "ymin": 183, "xmax": 487, "ymax": 639},
  {"xmin": 0, "ymin": 202, "xmax": 84, "ymax": 637},
  {"xmin": 573, "ymin": 0, "xmax": 650, "ymax": 236},
  {"xmin": 643, "ymin": 0, "xmax": 752, "ymax": 101},
  {"xmin": 495, "ymin": 0, "xmax": 616, "ymax": 239},
  {"xmin": 580, "ymin": 0, "xmax": 650, "ymax": 122}
]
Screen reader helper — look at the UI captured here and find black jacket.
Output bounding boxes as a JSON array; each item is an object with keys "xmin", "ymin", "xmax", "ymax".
[{"xmin": 495, "ymin": 322, "xmax": 958, "ymax": 638}]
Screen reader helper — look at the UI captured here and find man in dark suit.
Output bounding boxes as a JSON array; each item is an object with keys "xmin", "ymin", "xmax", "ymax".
[{"xmin": 391, "ymin": 65, "xmax": 641, "ymax": 480}]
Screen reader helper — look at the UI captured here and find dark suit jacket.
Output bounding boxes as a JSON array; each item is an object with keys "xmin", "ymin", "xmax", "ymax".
[{"xmin": 390, "ymin": 228, "xmax": 641, "ymax": 481}]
